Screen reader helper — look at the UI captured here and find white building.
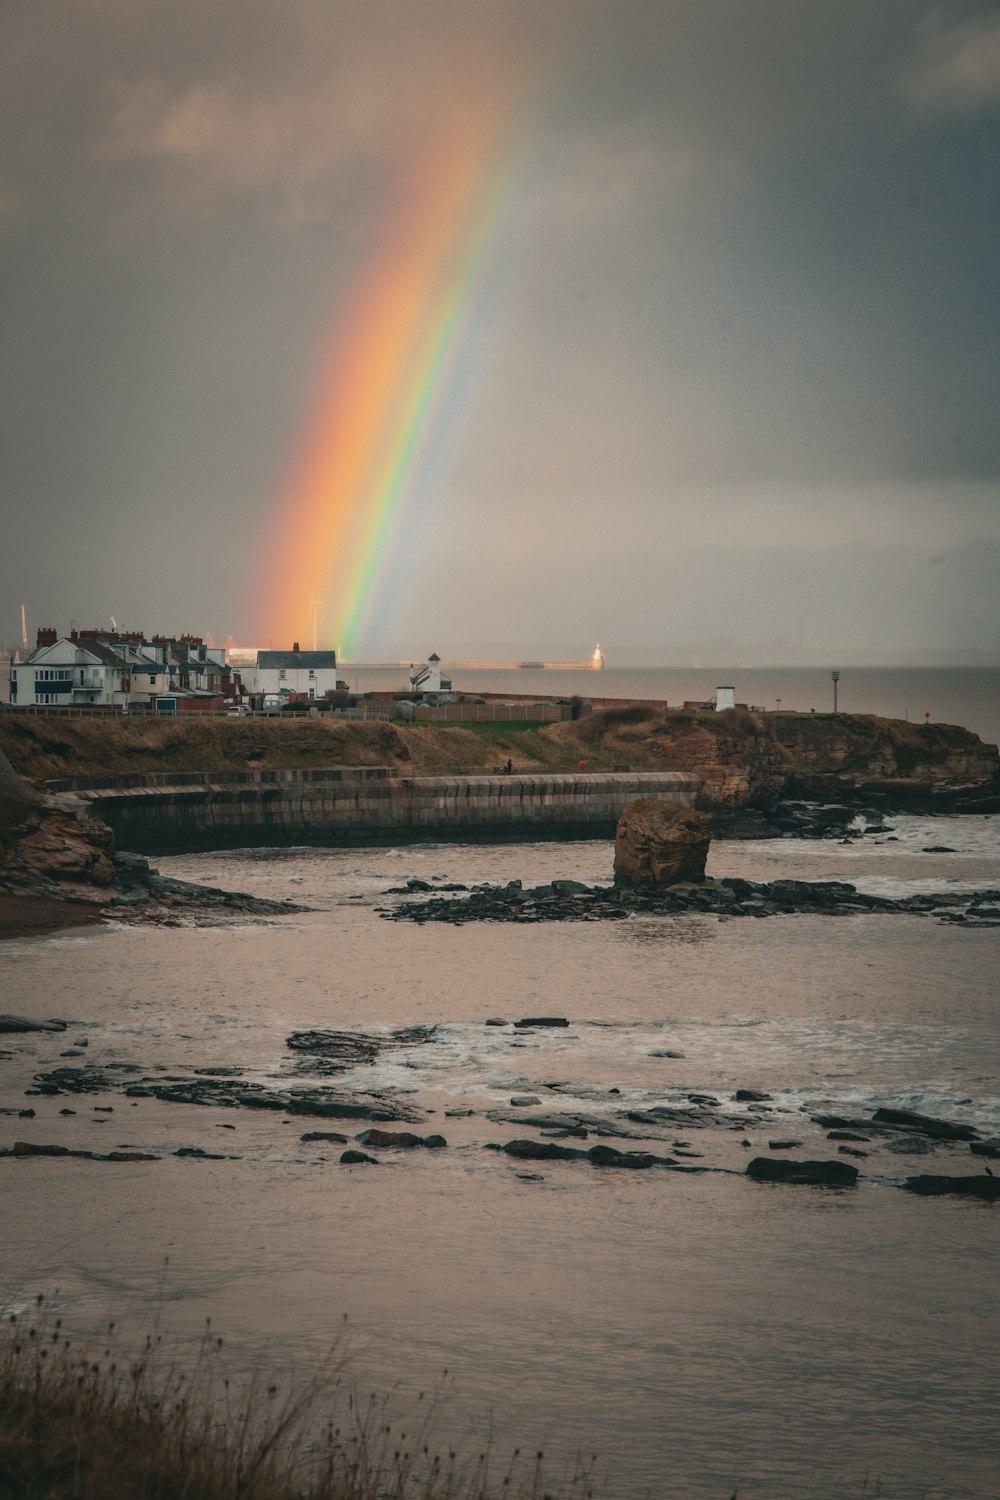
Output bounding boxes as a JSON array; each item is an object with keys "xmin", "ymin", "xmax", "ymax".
[
  {"xmin": 409, "ymin": 653, "xmax": 452, "ymax": 695},
  {"xmin": 248, "ymin": 646, "xmax": 339, "ymax": 701},
  {"xmin": 10, "ymin": 636, "xmax": 162, "ymax": 708}
]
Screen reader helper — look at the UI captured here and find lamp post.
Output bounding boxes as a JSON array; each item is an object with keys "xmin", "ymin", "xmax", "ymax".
[{"xmin": 831, "ymin": 670, "xmax": 840, "ymax": 713}]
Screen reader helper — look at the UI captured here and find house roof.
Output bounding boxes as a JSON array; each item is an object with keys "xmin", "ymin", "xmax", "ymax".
[{"xmin": 257, "ymin": 651, "xmax": 337, "ymax": 669}]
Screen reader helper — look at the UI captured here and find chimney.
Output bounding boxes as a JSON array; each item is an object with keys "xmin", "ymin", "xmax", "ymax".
[
  {"xmin": 70, "ymin": 628, "xmax": 79, "ymax": 643},
  {"xmin": 36, "ymin": 627, "xmax": 57, "ymax": 648},
  {"xmin": 292, "ymin": 641, "xmax": 299, "ymax": 653}
]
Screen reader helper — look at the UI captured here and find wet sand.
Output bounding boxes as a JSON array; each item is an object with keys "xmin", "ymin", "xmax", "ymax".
[{"xmin": 0, "ymin": 896, "xmax": 104, "ymax": 942}]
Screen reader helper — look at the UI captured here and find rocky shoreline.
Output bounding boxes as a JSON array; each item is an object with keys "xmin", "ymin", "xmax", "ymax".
[
  {"xmin": 379, "ymin": 872, "xmax": 1000, "ymax": 927},
  {"xmin": 2, "ymin": 1013, "xmax": 998, "ymax": 1199},
  {"xmin": 1, "ymin": 748, "xmax": 306, "ymax": 938}
]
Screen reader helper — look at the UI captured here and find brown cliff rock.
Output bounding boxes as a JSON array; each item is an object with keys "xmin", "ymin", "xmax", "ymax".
[
  {"xmin": 613, "ymin": 800, "xmax": 712, "ymax": 887},
  {"xmin": 0, "ymin": 801, "xmax": 118, "ymax": 904}
]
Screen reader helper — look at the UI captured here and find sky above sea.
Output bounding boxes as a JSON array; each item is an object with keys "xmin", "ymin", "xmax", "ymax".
[{"xmin": 1, "ymin": 2, "xmax": 998, "ymax": 663}]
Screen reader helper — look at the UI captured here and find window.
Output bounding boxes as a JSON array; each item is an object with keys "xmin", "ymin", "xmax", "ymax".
[
  {"xmin": 149, "ymin": 676, "xmax": 157, "ymax": 685},
  {"xmin": 279, "ymin": 669, "xmax": 286, "ymax": 680}
]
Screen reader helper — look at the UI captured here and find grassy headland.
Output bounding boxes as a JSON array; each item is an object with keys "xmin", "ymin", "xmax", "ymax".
[{"xmin": 0, "ymin": 705, "xmax": 995, "ymax": 797}]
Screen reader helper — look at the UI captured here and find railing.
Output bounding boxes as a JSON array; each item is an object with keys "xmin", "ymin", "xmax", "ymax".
[{"xmin": 1, "ymin": 700, "xmax": 569, "ymax": 724}]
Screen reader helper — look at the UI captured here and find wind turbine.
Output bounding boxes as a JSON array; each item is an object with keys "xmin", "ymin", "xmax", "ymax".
[{"xmin": 309, "ymin": 596, "xmax": 322, "ymax": 653}]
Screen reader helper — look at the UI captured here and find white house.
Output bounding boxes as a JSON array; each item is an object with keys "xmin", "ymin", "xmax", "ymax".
[
  {"xmin": 10, "ymin": 637, "xmax": 160, "ymax": 708},
  {"xmin": 409, "ymin": 653, "xmax": 452, "ymax": 695},
  {"xmin": 248, "ymin": 646, "xmax": 339, "ymax": 701}
]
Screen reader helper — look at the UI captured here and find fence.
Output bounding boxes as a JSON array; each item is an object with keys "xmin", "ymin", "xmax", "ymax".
[
  {"xmin": 1, "ymin": 701, "xmax": 568, "ymax": 724},
  {"xmin": 407, "ymin": 702, "xmax": 570, "ymax": 723}
]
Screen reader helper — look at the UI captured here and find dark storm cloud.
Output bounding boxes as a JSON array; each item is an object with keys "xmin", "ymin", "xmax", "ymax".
[{"xmin": 1, "ymin": 1, "xmax": 998, "ymax": 657}]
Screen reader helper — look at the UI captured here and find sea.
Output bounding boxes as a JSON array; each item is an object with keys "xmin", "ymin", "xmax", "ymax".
[
  {"xmin": 2, "ymin": 666, "xmax": 999, "ymax": 1500},
  {"xmin": 346, "ymin": 665, "xmax": 1000, "ymax": 748}
]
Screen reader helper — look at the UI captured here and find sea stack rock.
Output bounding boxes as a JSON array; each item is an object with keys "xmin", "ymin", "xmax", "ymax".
[{"xmin": 613, "ymin": 800, "xmax": 712, "ymax": 887}]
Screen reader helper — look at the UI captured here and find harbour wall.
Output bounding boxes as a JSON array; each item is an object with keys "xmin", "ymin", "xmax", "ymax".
[{"xmin": 59, "ymin": 771, "xmax": 701, "ymax": 854}]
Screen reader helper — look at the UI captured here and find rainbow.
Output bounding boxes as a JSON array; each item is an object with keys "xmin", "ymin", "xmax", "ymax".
[{"xmin": 262, "ymin": 92, "xmax": 523, "ymax": 658}]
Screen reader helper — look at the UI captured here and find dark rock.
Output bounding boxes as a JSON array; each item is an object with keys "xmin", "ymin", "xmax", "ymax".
[
  {"xmin": 300, "ymin": 1131, "xmax": 349, "ymax": 1144},
  {"xmin": 838, "ymin": 1146, "xmax": 868, "ymax": 1158},
  {"xmin": 6, "ymin": 1140, "xmax": 74, "ymax": 1157},
  {"xmin": 551, "ymin": 879, "xmax": 593, "ymax": 895},
  {"xmin": 883, "ymin": 1135, "xmax": 937, "ymax": 1156},
  {"xmin": 0, "ymin": 1015, "xmax": 68, "ymax": 1034},
  {"xmin": 900, "ymin": 1174, "xmax": 1000, "ymax": 1199},
  {"xmin": 871, "ymin": 1107, "xmax": 979, "ymax": 1141},
  {"xmin": 649, "ymin": 1049, "xmax": 685, "ymax": 1059},
  {"xmin": 768, "ymin": 1139, "xmax": 802, "ymax": 1150},
  {"xmin": 173, "ymin": 1146, "xmax": 226, "ymax": 1159},
  {"xmin": 746, "ymin": 1157, "xmax": 859, "ymax": 1187},
  {"xmin": 485, "ymin": 1018, "xmax": 508, "ymax": 1026},
  {"xmin": 0, "ymin": 1140, "xmax": 156, "ymax": 1163},
  {"xmin": 499, "ymin": 1139, "xmax": 587, "ymax": 1161},
  {"xmin": 340, "ymin": 1150, "xmax": 378, "ymax": 1165},
  {"xmin": 406, "ymin": 878, "xmax": 433, "ymax": 891},
  {"xmin": 922, "ymin": 846, "xmax": 956, "ymax": 854},
  {"xmin": 514, "ymin": 1017, "xmax": 570, "ymax": 1028},
  {"xmin": 588, "ymin": 1145, "xmax": 669, "ymax": 1169},
  {"xmin": 970, "ymin": 1139, "xmax": 1000, "ymax": 1159},
  {"xmin": 355, "ymin": 1128, "xmax": 447, "ymax": 1149},
  {"xmin": 826, "ymin": 1130, "xmax": 871, "ymax": 1142},
  {"xmin": 735, "ymin": 1089, "xmax": 772, "ymax": 1102},
  {"xmin": 510, "ymin": 1096, "xmax": 541, "ymax": 1107}
]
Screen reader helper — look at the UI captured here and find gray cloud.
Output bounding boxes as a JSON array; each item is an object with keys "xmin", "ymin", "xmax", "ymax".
[
  {"xmin": 897, "ymin": 10, "xmax": 1000, "ymax": 115},
  {"xmin": 1, "ymin": 1, "xmax": 998, "ymax": 660}
]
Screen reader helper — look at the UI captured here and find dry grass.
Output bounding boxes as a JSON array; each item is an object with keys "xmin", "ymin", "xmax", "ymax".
[{"xmin": 0, "ymin": 1299, "xmax": 601, "ymax": 1500}]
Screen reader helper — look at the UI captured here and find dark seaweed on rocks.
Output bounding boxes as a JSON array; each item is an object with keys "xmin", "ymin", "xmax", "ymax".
[{"xmin": 380, "ymin": 878, "xmax": 1000, "ymax": 926}]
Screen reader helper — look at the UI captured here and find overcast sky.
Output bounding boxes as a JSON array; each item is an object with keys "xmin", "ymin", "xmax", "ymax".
[{"xmin": 2, "ymin": 0, "xmax": 999, "ymax": 662}]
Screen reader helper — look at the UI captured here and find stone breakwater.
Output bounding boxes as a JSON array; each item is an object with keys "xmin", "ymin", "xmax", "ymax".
[
  {"xmin": 380, "ymin": 874, "xmax": 1000, "ymax": 926},
  {"xmin": 62, "ymin": 771, "xmax": 701, "ymax": 854}
]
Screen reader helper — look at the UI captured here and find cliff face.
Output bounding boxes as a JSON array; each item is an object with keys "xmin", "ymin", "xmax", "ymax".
[
  {"xmin": 0, "ymin": 798, "xmax": 117, "ymax": 904},
  {"xmin": 644, "ymin": 721, "xmax": 788, "ymax": 807},
  {"xmin": 771, "ymin": 714, "xmax": 998, "ymax": 785},
  {"xmin": 560, "ymin": 708, "xmax": 998, "ymax": 809}
]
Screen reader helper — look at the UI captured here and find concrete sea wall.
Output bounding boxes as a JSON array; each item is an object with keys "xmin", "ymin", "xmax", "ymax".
[{"xmin": 61, "ymin": 771, "xmax": 701, "ymax": 854}]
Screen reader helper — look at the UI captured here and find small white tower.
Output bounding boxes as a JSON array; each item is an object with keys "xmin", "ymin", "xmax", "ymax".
[{"xmin": 592, "ymin": 643, "xmax": 604, "ymax": 669}]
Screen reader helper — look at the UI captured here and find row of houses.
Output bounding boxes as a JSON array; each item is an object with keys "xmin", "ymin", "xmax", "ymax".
[
  {"xmin": 8, "ymin": 629, "xmax": 343, "ymax": 713},
  {"xmin": 7, "ymin": 629, "xmax": 468, "ymax": 714},
  {"xmin": 8, "ymin": 627, "xmax": 235, "ymax": 712}
]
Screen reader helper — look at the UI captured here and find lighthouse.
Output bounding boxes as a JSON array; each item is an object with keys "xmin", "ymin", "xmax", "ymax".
[{"xmin": 592, "ymin": 644, "xmax": 604, "ymax": 669}]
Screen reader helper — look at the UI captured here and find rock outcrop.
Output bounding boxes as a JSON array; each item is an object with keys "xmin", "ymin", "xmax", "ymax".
[{"xmin": 613, "ymin": 800, "xmax": 712, "ymax": 887}]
